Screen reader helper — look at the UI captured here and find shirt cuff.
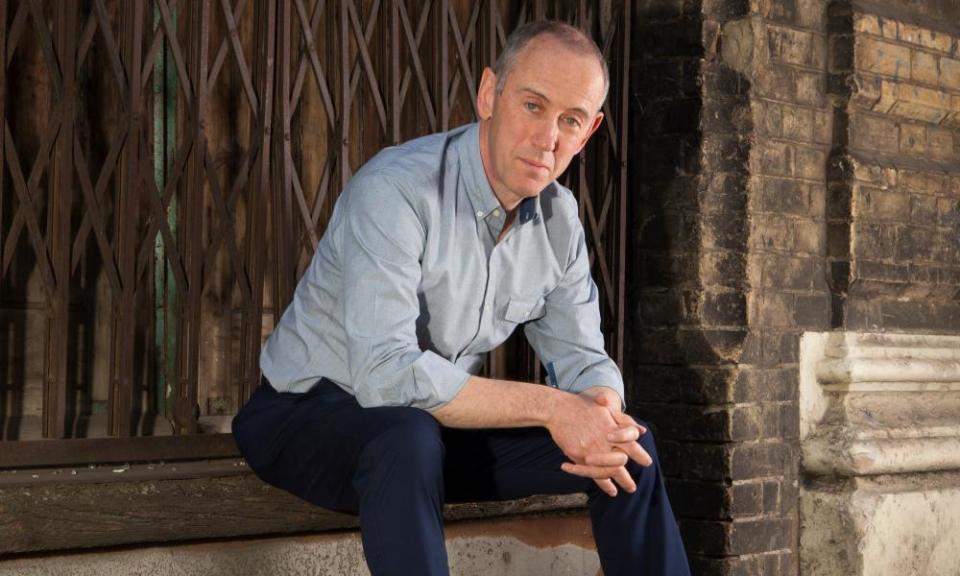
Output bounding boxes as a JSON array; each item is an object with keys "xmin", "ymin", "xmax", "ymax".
[
  {"xmin": 409, "ymin": 350, "xmax": 473, "ymax": 411},
  {"xmin": 566, "ymin": 362, "xmax": 625, "ymax": 407}
]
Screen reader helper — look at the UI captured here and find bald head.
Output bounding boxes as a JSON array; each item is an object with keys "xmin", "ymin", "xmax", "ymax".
[{"xmin": 492, "ymin": 20, "xmax": 609, "ymax": 106}]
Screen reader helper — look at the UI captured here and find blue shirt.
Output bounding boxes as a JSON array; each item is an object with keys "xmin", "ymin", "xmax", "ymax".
[{"xmin": 260, "ymin": 123, "xmax": 623, "ymax": 410}]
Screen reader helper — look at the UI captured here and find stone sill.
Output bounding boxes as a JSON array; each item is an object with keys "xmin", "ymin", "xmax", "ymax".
[{"xmin": 0, "ymin": 463, "xmax": 587, "ymax": 557}]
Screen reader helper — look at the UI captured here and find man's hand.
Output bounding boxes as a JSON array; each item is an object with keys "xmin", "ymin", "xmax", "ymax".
[{"xmin": 555, "ymin": 387, "xmax": 652, "ymax": 497}]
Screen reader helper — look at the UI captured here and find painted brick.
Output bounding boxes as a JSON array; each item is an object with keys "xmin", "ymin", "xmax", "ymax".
[
  {"xmin": 856, "ymin": 37, "xmax": 911, "ymax": 79},
  {"xmin": 911, "ymin": 49, "xmax": 940, "ymax": 86}
]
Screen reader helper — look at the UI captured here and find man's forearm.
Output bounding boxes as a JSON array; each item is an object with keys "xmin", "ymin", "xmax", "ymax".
[{"xmin": 430, "ymin": 375, "xmax": 573, "ymax": 429}]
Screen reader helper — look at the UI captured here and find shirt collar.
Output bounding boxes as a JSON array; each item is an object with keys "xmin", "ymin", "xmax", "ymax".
[{"xmin": 457, "ymin": 123, "xmax": 541, "ymax": 227}]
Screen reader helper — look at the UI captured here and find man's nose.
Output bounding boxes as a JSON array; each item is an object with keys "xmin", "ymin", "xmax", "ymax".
[{"xmin": 531, "ymin": 119, "xmax": 559, "ymax": 151}]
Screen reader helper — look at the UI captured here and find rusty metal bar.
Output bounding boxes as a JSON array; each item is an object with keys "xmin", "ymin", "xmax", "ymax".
[
  {"xmin": 340, "ymin": 0, "xmax": 351, "ymax": 188},
  {"xmin": 44, "ymin": 1, "xmax": 77, "ymax": 439},
  {"xmin": 0, "ymin": 434, "xmax": 239, "ymax": 469},
  {"xmin": 273, "ymin": 0, "xmax": 294, "ymax": 318},
  {"xmin": 616, "ymin": 0, "xmax": 630, "ymax": 367},
  {"xmin": 0, "ymin": 0, "xmax": 6, "ymax": 288},
  {"xmin": 175, "ymin": 0, "xmax": 211, "ymax": 435},
  {"xmin": 239, "ymin": 0, "xmax": 275, "ymax": 405},
  {"xmin": 111, "ymin": 0, "xmax": 145, "ymax": 437},
  {"xmin": 391, "ymin": 0, "xmax": 400, "ymax": 144},
  {"xmin": 440, "ymin": 0, "xmax": 448, "ymax": 130}
]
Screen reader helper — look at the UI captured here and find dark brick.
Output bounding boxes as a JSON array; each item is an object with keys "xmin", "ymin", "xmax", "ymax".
[
  {"xmin": 638, "ymin": 289, "xmax": 701, "ymax": 325},
  {"xmin": 854, "ymin": 223, "xmax": 897, "ymax": 259},
  {"xmin": 688, "ymin": 552, "xmax": 792, "ymax": 576},
  {"xmin": 794, "ymin": 294, "xmax": 831, "ymax": 328},
  {"xmin": 896, "ymin": 226, "xmax": 937, "ymax": 261},
  {"xmin": 633, "ymin": 365, "xmax": 741, "ymax": 404},
  {"xmin": 761, "ymin": 254, "xmax": 815, "ymax": 290},
  {"xmin": 731, "ymin": 441, "xmax": 792, "ymax": 478},
  {"xmin": 703, "ymin": 208, "xmax": 748, "ymax": 250},
  {"xmin": 762, "ymin": 0, "xmax": 797, "ymax": 23},
  {"xmin": 668, "ymin": 479, "xmax": 730, "ymax": 519},
  {"xmin": 659, "ymin": 441, "xmax": 731, "ymax": 480},
  {"xmin": 702, "ymin": 249, "xmax": 748, "ymax": 290},
  {"xmin": 703, "ymin": 290, "xmax": 748, "ymax": 326},
  {"xmin": 763, "ymin": 177, "xmax": 808, "ymax": 215}
]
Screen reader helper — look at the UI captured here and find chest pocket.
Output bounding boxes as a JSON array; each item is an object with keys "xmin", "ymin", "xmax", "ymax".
[{"xmin": 503, "ymin": 297, "xmax": 547, "ymax": 324}]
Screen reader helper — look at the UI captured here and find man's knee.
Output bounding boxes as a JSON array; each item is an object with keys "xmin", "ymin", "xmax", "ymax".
[{"xmin": 357, "ymin": 408, "xmax": 445, "ymax": 483}]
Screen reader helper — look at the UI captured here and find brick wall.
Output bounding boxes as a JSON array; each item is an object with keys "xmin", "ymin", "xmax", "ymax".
[{"xmin": 629, "ymin": 0, "xmax": 959, "ymax": 574}]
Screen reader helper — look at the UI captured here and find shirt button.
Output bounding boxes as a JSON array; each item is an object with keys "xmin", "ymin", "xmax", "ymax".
[
  {"xmin": 476, "ymin": 210, "xmax": 484, "ymax": 219},
  {"xmin": 492, "ymin": 209, "xmax": 501, "ymax": 217}
]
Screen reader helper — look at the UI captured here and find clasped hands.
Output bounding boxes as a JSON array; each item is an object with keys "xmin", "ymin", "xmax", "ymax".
[{"xmin": 548, "ymin": 387, "xmax": 652, "ymax": 497}]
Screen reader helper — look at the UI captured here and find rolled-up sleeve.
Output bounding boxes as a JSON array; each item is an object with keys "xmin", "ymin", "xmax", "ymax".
[
  {"xmin": 523, "ymin": 217, "xmax": 624, "ymax": 404},
  {"xmin": 341, "ymin": 175, "xmax": 471, "ymax": 410}
]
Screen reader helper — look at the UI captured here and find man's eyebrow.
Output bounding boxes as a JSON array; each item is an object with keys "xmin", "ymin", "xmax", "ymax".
[{"xmin": 519, "ymin": 87, "xmax": 590, "ymax": 117}]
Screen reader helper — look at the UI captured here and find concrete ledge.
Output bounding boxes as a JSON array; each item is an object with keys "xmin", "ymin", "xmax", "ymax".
[{"xmin": 0, "ymin": 513, "xmax": 600, "ymax": 576}]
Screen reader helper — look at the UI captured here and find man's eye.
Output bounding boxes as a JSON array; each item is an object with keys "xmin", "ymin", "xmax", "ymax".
[
  {"xmin": 524, "ymin": 102, "xmax": 540, "ymax": 112},
  {"xmin": 563, "ymin": 116, "xmax": 581, "ymax": 128}
]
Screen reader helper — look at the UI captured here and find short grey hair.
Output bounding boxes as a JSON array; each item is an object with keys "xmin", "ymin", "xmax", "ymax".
[{"xmin": 492, "ymin": 20, "xmax": 609, "ymax": 105}]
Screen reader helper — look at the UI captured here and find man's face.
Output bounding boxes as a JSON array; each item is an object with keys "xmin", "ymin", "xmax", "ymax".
[{"xmin": 477, "ymin": 35, "xmax": 606, "ymax": 209}]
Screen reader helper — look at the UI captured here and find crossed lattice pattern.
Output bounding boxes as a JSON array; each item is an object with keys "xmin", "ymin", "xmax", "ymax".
[{"xmin": 0, "ymin": 0, "xmax": 629, "ymax": 462}]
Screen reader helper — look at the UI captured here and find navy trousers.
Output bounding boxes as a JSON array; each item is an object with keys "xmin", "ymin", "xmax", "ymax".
[{"xmin": 233, "ymin": 379, "xmax": 691, "ymax": 576}]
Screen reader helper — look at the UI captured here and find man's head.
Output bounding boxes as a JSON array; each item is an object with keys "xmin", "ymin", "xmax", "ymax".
[{"xmin": 477, "ymin": 21, "xmax": 608, "ymax": 210}]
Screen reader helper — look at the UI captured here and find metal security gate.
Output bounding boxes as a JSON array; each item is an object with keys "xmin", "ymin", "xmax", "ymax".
[{"xmin": 0, "ymin": 0, "xmax": 629, "ymax": 468}]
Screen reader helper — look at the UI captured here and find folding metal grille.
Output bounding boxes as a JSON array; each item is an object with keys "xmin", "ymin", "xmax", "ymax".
[{"xmin": 0, "ymin": 0, "xmax": 629, "ymax": 468}]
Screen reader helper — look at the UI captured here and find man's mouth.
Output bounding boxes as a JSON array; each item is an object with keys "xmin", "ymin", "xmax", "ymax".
[{"xmin": 520, "ymin": 158, "xmax": 549, "ymax": 171}]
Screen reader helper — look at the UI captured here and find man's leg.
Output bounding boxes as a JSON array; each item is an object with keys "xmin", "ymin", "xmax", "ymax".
[
  {"xmin": 442, "ymin": 420, "xmax": 690, "ymax": 576},
  {"xmin": 232, "ymin": 380, "xmax": 449, "ymax": 576}
]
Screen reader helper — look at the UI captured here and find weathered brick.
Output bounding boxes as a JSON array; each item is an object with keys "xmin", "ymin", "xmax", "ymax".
[
  {"xmin": 731, "ymin": 441, "xmax": 792, "ymax": 478},
  {"xmin": 782, "ymin": 104, "xmax": 814, "ymax": 141},
  {"xmin": 668, "ymin": 479, "xmax": 730, "ymax": 519},
  {"xmin": 900, "ymin": 169, "xmax": 946, "ymax": 194},
  {"xmin": 857, "ymin": 186, "xmax": 909, "ymax": 220},
  {"xmin": 899, "ymin": 122, "xmax": 927, "ymax": 155},
  {"xmin": 752, "ymin": 293, "xmax": 794, "ymax": 328},
  {"xmin": 762, "ymin": 480, "xmax": 782, "ymax": 514},
  {"xmin": 941, "ymin": 57, "xmax": 960, "ymax": 92},
  {"xmin": 891, "ymin": 82, "xmax": 952, "ymax": 124},
  {"xmin": 850, "ymin": 112, "xmax": 899, "ymax": 154},
  {"xmin": 703, "ymin": 290, "xmax": 748, "ymax": 326},
  {"xmin": 813, "ymin": 110, "xmax": 833, "ymax": 144},
  {"xmin": 761, "ymin": 254, "xmax": 814, "ymax": 290},
  {"xmin": 896, "ymin": 226, "xmax": 937, "ymax": 261},
  {"xmin": 856, "ymin": 37, "xmax": 911, "ymax": 79},
  {"xmin": 763, "ymin": 177, "xmax": 807, "ymax": 215},
  {"xmin": 796, "ymin": 0, "xmax": 824, "ymax": 29},
  {"xmin": 633, "ymin": 365, "xmax": 741, "ymax": 405},
  {"xmin": 897, "ymin": 22, "xmax": 922, "ymax": 44},
  {"xmin": 751, "ymin": 215, "xmax": 795, "ymax": 251},
  {"xmin": 853, "ymin": 13, "xmax": 881, "ymax": 36},
  {"xmin": 910, "ymin": 194, "xmax": 938, "ymax": 223},
  {"xmin": 911, "ymin": 49, "xmax": 940, "ymax": 86},
  {"xmin": 728, "ymin": 517, "xmax": 795, "ymax": 555},
  {"xmin": 729, "ymin": 481, "xmax": 764, "ymax": 516},
  {"xmin": 768, "ymin": 25, "xmax": 813, "ymax": 67},
  {"xmin": 795, "ymin": 70, "xmax": 824, "ymax": 105},
  {"xmin": 854, "ymin": 223, "xmax": 897, "ymax": 259},
  {"xmin": 702, "ymin": 249, "xmax": 748, "ymax": 289},
  {"xmin": 759, "ymin": 101, "xmax": 785, "ymax": 137},
  {"xmin": 927, "ymin": 127, "xmax": 955, "ymax": 161},
  {"xmin": 793, "ymin": 219, "xmax": 823, "ymax": 253},
  {"xmin": 756, "ymin": 65, "xmax": 795, "ymax": 101},
  {"xmin": 794, "ymin": 294, "xmax": 831, "ymax": 328},
  {"xmin": 638, "ymin": 289, "xmax": 700, "ymax": 326},
  {"xmin": 937, "ymin": 197, "xmax": 960, "ymax": 227},
  {"xmin": 763, "ymin": 330, "xmax": 802, "ymax": 365},
  {"xmin": 794, "ymin": 146, "xmax": 826, "ymax": 180},
  {"xmin": 688, "ymin": 552, "xmax": 791, "ymax": 576},
  {"xmin": 703, "ymin": 208, "xmax": 749, "ymax": 250},
  {"xmin": 760, "ymin": 0, "xmax": 797, "ymax": 24},
  {"xmin": 917, "ymin": 27, "xmax": 955, "ymax": 54}
]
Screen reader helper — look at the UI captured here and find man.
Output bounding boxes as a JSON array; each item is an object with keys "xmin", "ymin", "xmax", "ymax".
[{"xmin": 233, "ymin": 20, "xmax": 690, "ymax": 576}]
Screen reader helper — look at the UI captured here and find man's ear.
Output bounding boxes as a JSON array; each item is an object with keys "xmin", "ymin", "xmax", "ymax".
[
  {"xmin": 477, "ymin": 67, "xmax": 497, "ymax": 120},
  {"xmin": 576, "ymin": 112, "xmax": 605, "ymax": 153}
]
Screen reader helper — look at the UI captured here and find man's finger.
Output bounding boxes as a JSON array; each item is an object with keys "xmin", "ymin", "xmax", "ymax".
[
  {"xmin": 561, "ymin": 462, "xmax": 625, "ymax": 479},
  {"xmin": 611, "ymin": 411, "xmax": 646, "ymax": 434},
  {"xmin": 610, "ymin": 466, "xmax": 637, "ymax": 493},
  {"xmin": 606, "ymin": 426, "xmax": 640, "ymax": 444},
  {"xmin": 615, "ymin": 442, "xmax": 653, "ymax": 467},
  {"xmin": 593, "ymin": 478, "xmax": 617, "ymax": 497},
  {"xmin": 584, "ymin": 451, "xmax": 629, "ymax": 467}
]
